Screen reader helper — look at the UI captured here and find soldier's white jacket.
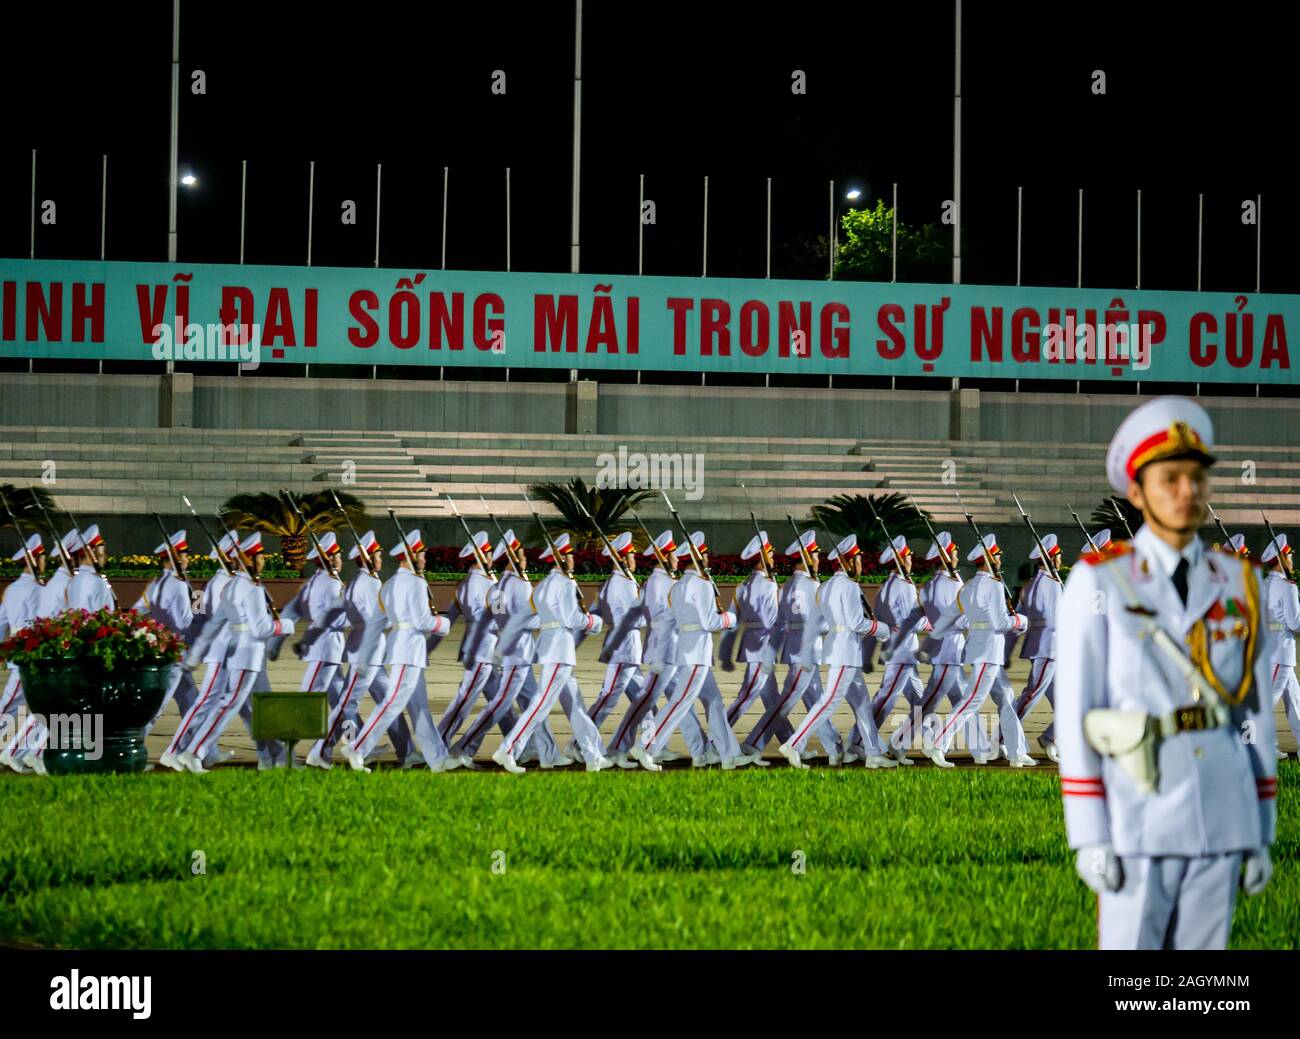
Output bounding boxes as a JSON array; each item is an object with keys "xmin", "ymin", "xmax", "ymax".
[
  {"xmin": 876, "ymin": 573, "xmax": 928, "ymax": 664},
  {"xmin": 300, "ymin": 569, "xmax": 348, "ymax": 664},
  {"xmin": 917, "ymin": 571, "xmax": 968, "ymax": 664},
  {"xmin": 815, "ymin": 570, "xmax": 881, "ymax": 667},
  {"xmin": 609, "ymin": 566, "xmax": 674, "ymax": 667},
  {"xmin": 775, "ymin": 570, "xmax": 826, "ymax": 667},
  {"xmin": 1, "ymin": 572, "xmax": 43, "ymax": 669},
  {"xmin": 380, "ymin": 568, "xmax": 450, "ymax": 667},
  {"xmin": 596, "ymin": 571, "xmax": 643, "ymax": 664},
  {"xmin": 343, "ymin": 569, "xmax": 386, "ymax": 667},
  {"xmin": 1057, "ymin": 527, "xmax": 1277, "ymax": 856},
  {"xmin": 188, "ymin": 569, "xmax": 234, "ymax": 666},
  {"xmin": 67, "ymin": 565, "xmax": 113, "ymax": 613},
  {"xmin": 35, "ymin": 566, "xmax": 73, "ymax": 619},
  {"xmin": 489, "ymin": 570, "xmax": 538, "ymax": 666},
  {"xmin": 496, "ymin": 568, "xmax": 601, "ymax": 666},
  {"xmin": 1017, "ymin": 569, "xmax": 1061, "ymax": 660},
  {"xmin": 216, "ymin": 572, "xmax": 294, "ymax": 673},
  {"xmin": 718, "ymin": 569, "xmax": 779, "ymax": 667},
  {"xmin": 132, "ymin": 569, "xmax": 194, "ymax": 637},
  {"xmin": 667, "ymin": 570, "xmax": 734, "ymax": 667},
  {"xmin": 1265, "ymin": 571, "xmax": 1300, "ymax": 667},
  {"xmin": 955, "ymin": 571, "xmax": 1027, "ymax": 665},
  {"xmin": 444, "ymin": 567, "xmax": 498, "ymax": 664}
]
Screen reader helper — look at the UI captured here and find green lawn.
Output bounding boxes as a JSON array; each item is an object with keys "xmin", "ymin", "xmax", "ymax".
[{"xmin": 2, "ymin": 763, "xmax": 1295, "ymax": 949}]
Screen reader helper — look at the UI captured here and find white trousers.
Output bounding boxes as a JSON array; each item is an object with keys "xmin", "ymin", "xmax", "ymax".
[
  {"xmin": 743, "ymin": 665, "xmax": 840, "ymax": 755},
  {"xmin": 587, "ymin": 661, "xmax": 644, "ymax": 728},
  {"xmin": 1269, "ymin": 663, "xmax": 1300, "ymax": 748},
  {"xmin": 1099, "ymin": 853, "xmax": 1243, "ymax": 949},
  {"xmin": 348, "ymin": 663, "xmax": 448, "ymax": 767},
  {"xmin": 643, "ymin": 664, "xmax": 740, "ymax": 760},
  {"xmin": 887, "ymin": 662, "xmax": 989, "ymax": 755},
  {"xmin": 791, "ymin": 664, "xmax": 883, "ymax": 755},
  {"xmin": 499, "ymin": 662, "xmax": 604, "ymax": 764},
  {"xmin": 438, "ymin": 661, "xmax": 497, "ymax": 745},
  {"xmin": 933, "ymin": 662, "xmax": 1026, "ymax": 757},
  {"xmin": 1014, "ymin": 657, "xmax": 1057, "ymax": 746},
  {"xmin": 607, "ymin": 664, "xmax": 709, "ymax": 758},
  {"xmin": 454, "ymin": 663, "xmax": 558, "ymax": 761},
  {"xmin": 864, "ymin": 663, "xmax": 926, "ymax": 755}
]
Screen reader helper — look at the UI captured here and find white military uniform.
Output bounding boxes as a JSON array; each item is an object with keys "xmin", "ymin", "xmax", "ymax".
[
  {"xmin": 605, "ymin": 531, "xmax": 709, "ymax": 762},
  {"xmin": 929, "ymin": 535, "xmax": 1031, "ymax": 762},
  {"xmin": 587, "ymin": 534, "xmax": 645, "ymax": 729},
  {"xmin": 343, "ymin": 531, "xmax": 453, "ymax": 770},
  {"xmin": 1059, "ymin": 396, "xmax": 1276, "ymax": 949},
  {"xmin": 1261, "ymin": 535, "xmax": 1300, "ymax": 756},
  {"xmin": 135, "ymin": 531, "xmax": 199, "ymax": 738},
  {"xmin": 0, "ymin": 535, "xmax": 44, "ymax": 773},
  {"xmin": 865, "ymin": 537, "xmax": 930, "ymax": 758},
  {"xmin": 438, "ymin": 533, "xmax": 500, "ymax": 746},
  {"xmin": 720, "ymin": 534, "xmax": 781, "ymax": 732},
  {"xmin": 1011, "ymin": 534, "xmax": 1063, "ymax": 756},
  {"xmin": 294, "ymin": 535, "xmax": 349, "ymax": 708},
  {"xmin": 493, "ymin": 535, "xmax": 607, "ymax": 770},
  {"xmin": 743, "ymin": 532, "xmax": 842, "ymax": 759},
  {"xmin": 453, "ymin": 530, "xmax": 559, "ymax": 764}
]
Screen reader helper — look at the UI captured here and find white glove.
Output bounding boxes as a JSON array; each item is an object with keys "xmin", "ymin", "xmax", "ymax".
[
  {"xmin": 1242, "ymin": 848, "xmax": 1273, "ymax": 896},
  {"xmin": 491, "ymin": 651, "xmax": 504, "ymax": 667},
  {"xmin": 1075, "ymin": 843, "xmax": 1123, "ymax": 895},
  {"xmin": 916, "ymin": 649, "xmax": 931, "ymax": 665}
]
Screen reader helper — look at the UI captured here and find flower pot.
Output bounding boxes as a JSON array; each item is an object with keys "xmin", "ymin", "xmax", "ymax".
[{"xmin": 20, "ymin": 659, "xmax": 171, "ymax": 775}]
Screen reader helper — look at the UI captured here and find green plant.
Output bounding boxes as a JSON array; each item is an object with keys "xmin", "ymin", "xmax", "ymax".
[
  {"xmin": 525, "ymin": 478, "xmax": 654, "ymax": 552},
  {"xmin": 220, "ymin": 490, "xmax": 368, "ymax": 573},
  {"xmin": 810, "ymin": 493, "xmax": 934, "ymax": 553},
  {"xmin": 0, "ymin": 607, "xmax": 183, "ymax": 672},
  {"xmin": 833, "ymin": 199, "xmax": 950, "ymax": 283},
  {"xmin": 1089, "ymin": 497, "xmax": 1141, "ymax": 541},
  {"xmin": 0, "ymin": 484, "xmax": 59, "ymax": 536}
]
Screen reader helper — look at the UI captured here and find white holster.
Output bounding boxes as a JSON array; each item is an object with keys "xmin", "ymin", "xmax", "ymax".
[{"xmin": 1084, "ymin": 708, "xmax": 1161, "ymax": 794}]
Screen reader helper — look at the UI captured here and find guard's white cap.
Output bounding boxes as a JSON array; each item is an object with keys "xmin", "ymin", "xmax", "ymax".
[
  {"xmin": 238, "ymin": 531, "xmax": 264, "ymax": 557},
  {"xmin": 600, "ymin": 531, "xmax": 635, "ymax": 559},
  {"xmin": 878, "ymin": 534, "xmax": 911, "ymax": 566},
  {"xmin": 389, "ymin": 529, "xmax": 425, "ymax": 558},
  {"xmin": 62, "ymin": 528, "xmax": 86, "ymax": 555},
  {"xmin": 1083, "ymin": 528, "xmax": 1114, "ymax": 554},
  {"xmin": 925, "ymin": 531, "xmax": 956, "ymax": 561},
  {"xmin": 1106, "ymin": 395, "xmax": 1216, "ymax": 494},
  {"xmin": 81, "ymin": 523, "xmax": 104, "ymax": 549},
  {"xmin": 827, "ymin": 533, "xmax": 860, "ymax": 562},
  {"xmin": 1261, "ymin": 533, "xmax": 1291, "ymax": 565},
  {"xmin": 209, "ymin": 532, "xmax": 238, "ymax": 560},
  {"xmin": 10, "ymin": 532, "xmax": 43, "ymax": 562},
  {"xmin": 674, "ymin": 531, "xmax": 707, "ymax": 559},
  {"xmin": 348, "ymin": 530, "xmax": 381, "ymax": 561},
  {"xmin": 966, "ymin": 532, "xmax": 1001, "ymax": 564},
  {"xmin": 784, "ymin": 530, "xmax": 818, "ymax": 558},
  {"xmin": 458, "ymin": 531, "xmax": 492, "ymax": 561},
  {"xmin": 741, "ymin": 530, "xmax": 771, "ymax": 562},
  {"xmin": 1028, "ymin": 532, "xmax": 1061, "ymax": 562},
  {"xmin": 306, "ymin": 531, "xmax": 341, "ymax": 562},
  {"xmin": 1221, "ymin": 532, "xmax": 1250, "ymax": 557},
  {"xmin": 642, "ymin": 530, "xmax": 676, "ymax": 558},
  {"xmin": 540, "ymin": 531, "xmax": 572, "ymax": 562},
  {"xmin": 153, "ymin": 529, "xmax": 188, "ymax": 556}
]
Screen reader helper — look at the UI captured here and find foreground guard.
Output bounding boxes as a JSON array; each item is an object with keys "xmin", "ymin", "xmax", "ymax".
[{"xmin": 1057, "ymin": 396, "xmax": 1275, "ymax": 949}]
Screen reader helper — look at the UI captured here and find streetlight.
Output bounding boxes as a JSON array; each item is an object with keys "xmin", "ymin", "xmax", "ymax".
[
  {"xmin": 830, "ymin": 185, "xmax": 866, "ymax": 278},
  {"xmin": 181, "ymin": 173, "xmax": 197, "ymax": 187}
]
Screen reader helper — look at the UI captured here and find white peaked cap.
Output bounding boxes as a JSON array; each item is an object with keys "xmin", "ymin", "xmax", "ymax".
[
  {"xmin": 741, "ymin": 530, "xmax": 771, "ymax": 562},
  {"xmin": 10, "ymin": 532, "xmax": 43, "ymax": 562},
  {"xmin": 966, "ymin": 532, "xmax": 1000, "ymax": 563},
  {"xmin": 209, "ymin": 531, "xmax": 238, "ymax": 560},
  {"xmin": 827, "ymin": 533, "xmax": 860, "ymax": 562},
  {"xmin": 348, "ymin": 530, "xmax": 381, "ymax": 561},
  {"xmin": 153, "ymin": 529, "xmax": 188, "ymax": 556},
  {"xmin": 492, "ymin": 528, "xmax": 521, "ymax": 562},
  {"xmin": 306, "ymin": 531, "xmax": 340, "ymax": 561},
  {"xmin": 878, "ymin": 534, "xmax": 911, "ymax": 566},
  {"xmin": 1223, "ymin": 533, "xmax": 1248, "ymax": 556},
  {"xmin": 62, "ymin": 528, "xmax": 86, "ymax": 554},
  {"xmin": 673, "ymin": 531, "xmax": 707, "ymax": 559},
  {"xmin": 784, "ymin": 530, "xmax": 818, "ymax": 558},
  {"xmin": 238, "ymin": 531, "xmax": 264, "ymax": 556},
  {"xmin": 81, "ymin": 523, "xmax": 104, "ymax": 548},
  {"xmin": 642, "ymin": 529, "xmax": 676, "ymax": 558},
  {"xmin": 1261, "ymin": 533, "xmax": 1291, "ymax": 564},
  {"xmin": 925, "ymin": 531, "xmax": 955, "ymax": 560},
  {"xmin": 389, "ymin": 529, "xmax": 425, "ymax": 557},
  {"xmin": 1028, "ymin": 532, "xmax": 1060, "ymax": 561},
  {"xmin": 1105, "ymin": 395, "xmax": 1215, "ymax": 494},
  {"xmin": 600, "ymin": 531, "xmax": 635, "ymax": 558},
  {"xmin": 458, "ymin": 531, "xmax": 492, "ymax": 560},
  {"xmin": 1083, "ymin": 528, "xmax": 1113, "ymax": 554},
  {"xmin": 540, "ymin": 531, "xmax": 572, "ymax": 562}
]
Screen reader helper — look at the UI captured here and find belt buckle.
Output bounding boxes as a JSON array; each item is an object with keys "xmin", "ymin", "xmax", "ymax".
[{"xmin": 1175, "ymin": 705, "xmax": 1209, "ymax": 732}]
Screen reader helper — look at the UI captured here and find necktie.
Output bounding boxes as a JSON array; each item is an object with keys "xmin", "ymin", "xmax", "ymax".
[{"xmin": 1172, "ymin": 556, "xmax": 1189, "ymax": 607}]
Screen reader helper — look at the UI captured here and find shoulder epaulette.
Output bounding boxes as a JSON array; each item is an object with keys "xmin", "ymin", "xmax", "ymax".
[{"xmin": 1079, "ymin": 540, "xmax": 1133, "ymax": 566}]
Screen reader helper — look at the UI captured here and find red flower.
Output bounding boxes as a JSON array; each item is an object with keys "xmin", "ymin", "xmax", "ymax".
[{"xmin": 96, "ymin": 626, "xmax": 110, "ymax": 638}]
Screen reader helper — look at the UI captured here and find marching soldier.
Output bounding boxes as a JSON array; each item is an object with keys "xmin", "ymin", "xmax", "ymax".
[
  {"xmin": 863, "ymin": 535, "xmax": 931, "ymax": 765},
  {"xmin": 629, "ymin": 532, "xmax": 758, "ymax": 771},
  {"xmin": 491, "ymin": 533, "xmax": 611, "ymax": 773},
  {"xmin": 586, "ymin": 531, "xmax": 645, "ymax": 731},
  {"xmin": 741, "ymin": 530, "xmax": 842, "ymax": 763},
  {"xmin": 1219, "ymin": 532, "xmax": 1250, "ymax": 558},
  {"xmin": 67, "ymin": 526, "xmax": 113, "ymax": 612},
  {"xmin": 924, "ymin": 534, "xmax": 1032, "ymax": 768},
  {"xmin": 295, "ymin": 533, "xmax": 349, "ymax": 723},
  {"xmin": 175, "ymin": 533, "xmax": 297, "ymax": 773},
  {"xmin": 1009, "ymin": 532, "xmax": 1063, "ymax": 762},
  {"xmin": 437, "ymin": 531, "xmax": 500, "ymax": 747},
  {"xmin": 720, "ymin": 532, "xmax": 781, "ymax": 741},
  {"xmin": 1261, "ymin": 534, "xmax": 1300, "ymax": 758},
  {"xmin": 1058, "ymin": 396, "xmax": 1275, "ymax": 949},
  {"xmin": 135, "ymin": 530, "xmax": 199, "ymax": 740},
  {"xmin": 339, "ymin": 529, "xmax": 457, "ymax": 773},
  {"xmin": 605, "ymin": 530, "xmax": 710, "ymax": 767},
  {"xmin": 779, "ymin": 533, "xmax": 892, "ymax": 769},
  {"xmin": 0, "ymin": 534, "xmax": 44, "ymax": 773},
  {"xmin": 455, "ymin": 531, "xmax": 564, "ymax": 767}
]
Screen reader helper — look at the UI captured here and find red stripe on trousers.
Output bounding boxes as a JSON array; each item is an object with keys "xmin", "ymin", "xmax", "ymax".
[
  {"xmin": 938, "ymin": 663, "xmax": 987, "ymax": 745},
  {"xmin": 651, "ymin": 665, "xmax": 700, "ymax": 745},
  {"xmin": 728, "ymin": 666, "xmax": 762, "ymax": 724},
  {"xmin": 873, "ymin": 667, "xmax": 904, "ymax": 724},
  {"xmin": 590, "ymin": 663, "xmax": 624, "ymax": 721},
  {"xmin": 795, "ymin": 665, "xmax": 845, "ymax": 745},
  {"xmin": 322, "ymin": 668, "xmax": 363, "ymax": 749},
  {"xmin": 1016, "ymin": 659, "xmax": 1050, "ymax": 718},
  {"xmin": 169, "ymin": 663, "xmax": 221, "ymax": 753},
  {"xmin": 0, "ymin": 678, "xmax": 22, "ymax": 716},
  {"xmin": 192, "ymin": 669, "xmax": 247, "ymax": 755},
  {"xmin": 464, "ymin": 666, "xmax": 518, "ymax": 748},
  {"xmin": 357, "ymin": 665, "xmax": 407, "ymax": 748},
  {"xmin": 613, "ymin": 670, "xmax": 658, "ymax": 749},
  {"xmin": 509, "ymin": 664, "xmax": 560, "ymax": 755},
  {"xmin": 751, "ymin": 668, "xmax": 803, "ymax": 744},
  {"xmin": 444, "ymin": 662, "xmax": 484, "ymax": 737}
]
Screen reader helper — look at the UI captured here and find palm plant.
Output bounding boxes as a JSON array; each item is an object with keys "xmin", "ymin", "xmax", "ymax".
[
  {"xmin": 810, "ymin": 492, "xmax": 934, "ymax": 553},
  {"xmin": 1090, "ymin": 496, "xmax": 1141, "ymax": 541},
  {"xmin": 526, "ymin": 478, "xmax": 654, "ymax": 552},
  {"xmin": 0, "ymin": 485, "xmax": 59, "ymax": 537},
  {"xmin": 219, "ymin": 489, "xmax": 368, "ymax": 573}
]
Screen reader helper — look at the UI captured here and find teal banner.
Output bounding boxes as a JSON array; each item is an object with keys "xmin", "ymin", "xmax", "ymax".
[{"xmin": 0, "ymin": 258, "xmax": 1295, "ymax": 382}]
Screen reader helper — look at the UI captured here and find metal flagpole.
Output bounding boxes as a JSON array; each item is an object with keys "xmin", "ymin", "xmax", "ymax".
[
  {"xmin": 1197, "ymin": 193, "xmax": 1203, "ymax": 291},
  {"xmin": 239, "ymin": 160, "xmax": 247, "ymax": 263},
  {"xmin": 441, "ymin": 166, "xmax": 448, "ymax": 270},
  {"xmin": 639, "ymin": 173, "xmax": 645, "ymax": 275},
  {"xmin": 570, "ymin": 0, "xmax": 582, "ymax": 274},
  {"xmin": 1256, "ymin": 193, "xmax": 1262, "ymax": 293},
  {"xmin": 1077, "ymin": 187, "xmax": 1083, "ymax": 288},
  {"xmin": 506, "ymin": 167, "xmax": 511, "ymax": 272},
  {"xmin": 952, "ymin": 0, "xmax": 961, "ymax": 285},
  {"xmin": 1136, "ymin": 188, "xmax": 1141, "ymax": 289},
  {"xmin": 167, "ymin": 0, "xmax": 180, "ymax": 266},
  {"xmin": 1016, "ymin": 186, "xmax": 1022, "ymax": 286},
  {"xmin": 29, "ymin": 149, "xmax": 36, "ymax": 259},
  {"xmin": 307, "ymin": 160, "xmax": 315, "ymax": 266},
  {"xmin": 828, "ymin": 179, "xmax": 835, "ymax": 279},
  {"xmin": 765, "ymin": 177, "xmax": 771, "ymax": 279},
  {"xmin": 100, "ymin": 155, "xmax": 107, "ymax": 260},
  {"xmin": 373, "ymin": 163, "xmax": 381, "ymax": 268},
  {"xmin": 891, "ymin": 182, "xmax": 898, "ymax": 283},
  {"xmin": 702, "ymin": 175, "xmax": 708, "ymax": 276}
]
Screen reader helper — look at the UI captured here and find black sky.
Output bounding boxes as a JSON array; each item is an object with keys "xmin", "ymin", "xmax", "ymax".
[{"xmin": 2, "ymin": 1, "xmax": 1297, "ymax": 293}]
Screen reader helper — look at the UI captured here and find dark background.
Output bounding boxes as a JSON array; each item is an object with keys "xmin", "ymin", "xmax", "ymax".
[{"xmin": 1, "ymin": 1, "xmax": 1294, "ymax": 293}]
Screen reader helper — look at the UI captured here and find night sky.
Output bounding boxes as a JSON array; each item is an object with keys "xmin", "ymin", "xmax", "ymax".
[{"xmin": 3, "ymin": 1, "xmax": 1297, "ymax": 294}]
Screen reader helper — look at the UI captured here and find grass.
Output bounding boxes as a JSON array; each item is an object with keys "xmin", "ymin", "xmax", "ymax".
[{"xmin": 1, "ymin": 763, "xmax": 1295, "ymax": 949}]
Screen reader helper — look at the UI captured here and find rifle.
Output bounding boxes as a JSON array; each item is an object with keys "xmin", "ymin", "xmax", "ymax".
[
  {"xmin": 1261, "ymin": 509, "xmax": 1294, "ymax": 580},
  {"xmin": 150, "ymin": 511, "xmax": 193, "ymax": 601},
  {"xmin": 182, "ymin": 495, "xmax": 234, "ymax": 576},
  {"xmin": 63, "ymin": 504, "xmax": 115, "ymax": 606},
  {"xmin": 738, "ymin": 483, "xmax": 774, "ymax": 581},
  {"xmin": 213, "ymin": 510, "xmax": 279, "ymax": 620},
  {"xmin": 31, "ymin": 491, "xmax": 77, "ymax": 584},
  {"xmin": 331, "ymin": 489, "xmax": 379, "ymax": 577},
  {"xmin": 954, "ymin": 490, "xmax": 1015, "ymax": 615},
  {"xmin": 574, "ymin": 498, "xmax": 634, "ymax": 583},
  {"xmin": 281, "ymin": 491, "xmax": 340, "ymax": 580},
  {"xmin": 380, "ymin": 493, "xmax": 437, "ymax": 611},
  {"xmin": 631, "ymin": 509, "xmax": 672, "ymax": 573},
  {"xmin": 1067, "ymin": 502, "xmax": 1102, "ymax": 554},
  {"xmin": 661, "ymin": 490, "xmax": 723, "ymax": 611},
  {"xmin": 867, "ymin": 497, "xmax": 923, "ymax": 607},
  {"xmin": 1011, "ymin": 491, "xmax": 1062, "ymax": 584},
  {"xmin": 1205, "ymin": 503, "xmax": 1236, "ymax": 555},
  {"xmin": 445, "ymin": 494, "xmax": 497, "ymax": 583},
  {"xmin": 906, "ymin": 490, "xmax": 959, "ymax": 579},
  {"xmin": 479, "ymin": 493, "xmax": 524, "ymax": 579},
  {"xmin": 525, "ymin": 491, "xmax": 587, "ymax": 614},
  {"xmin": 1110, "ymin": 496, "xmax": 1138, "ymax": 540},
  {"xmin": 0, "ymin": 490, "xmax": 45, "ymax": 585}
]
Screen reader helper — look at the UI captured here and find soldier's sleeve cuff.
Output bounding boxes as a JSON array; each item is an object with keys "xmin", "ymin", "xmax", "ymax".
[
  {"xmin": 1257, "ymin": 777, "xmax": 1277, "ymax": 801},
  {"xmin": 1062, "ymin": 777, "xmax": 1110, "ymax": 847}
]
